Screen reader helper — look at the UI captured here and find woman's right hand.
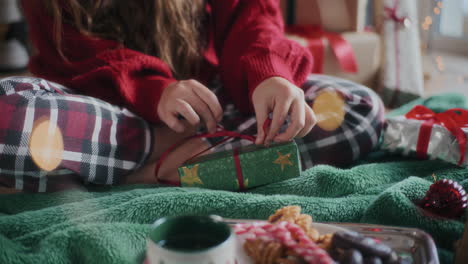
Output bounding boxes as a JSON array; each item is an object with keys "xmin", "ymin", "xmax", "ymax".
[{"xmin": 157, "ymin": 79, "xmax": 223, "ymax": 133}]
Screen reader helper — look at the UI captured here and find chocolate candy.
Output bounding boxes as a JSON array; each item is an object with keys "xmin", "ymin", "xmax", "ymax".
[
  {"xmin": 364, "ymin": 256, "xmax": 383, "ymax": 264},
  {"xmin": 385, "ymin": 252, "xmax": 400, "ymax": 264},
  {"xmin": 332, "ymin": 231, "xmax": 393, "ymax": 260},
  {"xmin": 340, "ymin": 249, "xmax": 364, "ymax": 264}
]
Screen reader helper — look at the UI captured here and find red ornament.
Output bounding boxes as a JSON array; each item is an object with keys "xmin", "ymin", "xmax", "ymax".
[{"xmin": 421, "ymin": 176, "xmax": 468, "ymax": 219}]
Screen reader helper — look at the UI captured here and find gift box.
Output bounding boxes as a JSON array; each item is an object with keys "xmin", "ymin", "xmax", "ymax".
[
  {"xmin": 178, "ymin": 142, "xmax": 301, "ymax": 191},
  {"xmin": 382, "ymin": 106, "xmax": 468, "ymax": 167},
  {"xmin": 280, "ymin": 0, "xmax": 368, "ymax": 32},
  {"xmin": 374, "ymin": 0, "xmax": 424, "ymax": 107},
  {"xmin": 286, "ymin": 29, "xmax": 381, "ymax": 87}
]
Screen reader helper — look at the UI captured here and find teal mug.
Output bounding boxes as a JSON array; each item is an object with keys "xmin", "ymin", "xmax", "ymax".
[{"xmin": 147, "ymin": 215, "xmax": 237, "ymax": 264}]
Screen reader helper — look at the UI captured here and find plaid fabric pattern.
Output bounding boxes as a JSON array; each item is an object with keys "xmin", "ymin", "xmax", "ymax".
[
  {"xmin": 0, "ymin": 74, "xmax": 383, "ymax": 192},
  {"xmin": 207, "ymin": 74, "xmax": 385, "ymax": 169},
  {"xmin": 0, "ymin": 77, "xmax": 152, "ymax": 192}
]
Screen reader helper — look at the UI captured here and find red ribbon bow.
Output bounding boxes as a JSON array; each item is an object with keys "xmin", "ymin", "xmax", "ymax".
[
  {"xmin": 384, "ymin": 5, "xmax": 407, "ymax": 24},
  {"xmin": 155, "ymin": 119, "xmax": 272, "ymax": 189},
  {"xmin": 405, "ymin": 105, "xmax": 468, "ymax": 166},
  {"xmin": 286, "ymin": 25, "xmax": 358, "ymax": 74}
]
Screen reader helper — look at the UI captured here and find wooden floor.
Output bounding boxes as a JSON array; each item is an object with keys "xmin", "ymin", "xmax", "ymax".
[{"xmin": 1, "ymin": 51, "xmax": 467, "ymax": 98}]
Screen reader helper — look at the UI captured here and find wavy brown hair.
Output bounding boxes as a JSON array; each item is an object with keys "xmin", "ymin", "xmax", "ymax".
[{"xmin": 43, "ymin": 0, "xmax": 206, "ymax": 79}]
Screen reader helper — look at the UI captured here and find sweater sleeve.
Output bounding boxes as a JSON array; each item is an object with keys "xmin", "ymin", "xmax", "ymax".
[
  {"xmin": 21, "ymin": 0, "xmax": 176, "ymax": 123},
  {"xmin": 210, "ymin": 0, "xmax": 313, "ymax": 113}
]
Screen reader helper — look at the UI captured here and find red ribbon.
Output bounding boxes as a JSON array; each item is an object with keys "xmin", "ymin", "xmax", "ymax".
[
  {"xmin": 405, "ymin": 105, "xmax": 468, "ymax": 165},
  {"xmin": 155, "ymin": 119, "xmax": 272, "ymax": 189},
  {"xmin": 286, "ymin": 25, "xmax": 358, "ymax": 74},
  {"xmin": 384, "ymin": 5, "xmax": 407, "ymax": 24}
]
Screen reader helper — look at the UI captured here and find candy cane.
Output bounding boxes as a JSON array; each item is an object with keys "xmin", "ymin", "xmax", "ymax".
[{"xmin": 234, "ymin": 222, "xmax": 334, "ymax": 264}]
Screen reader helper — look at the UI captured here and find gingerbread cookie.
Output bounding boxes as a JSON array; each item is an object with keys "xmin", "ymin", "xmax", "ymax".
[
  {"xmin": 268, "ymin": 206, "xmax": 302, "ymax": 223},
  {"xmin": 244, "ymin": 239, "xmax": 285, "ymax": 264},
  {"xmin": 268, "ymin": 206, "xmax": 320, "ymax": 242},
  {"xmin": 316, "ymin": 234, "xmax": 334, "ymax": 251},
  {"xmin": 238, "ymin": 206, "xmax": 336, "ymax": 264}
]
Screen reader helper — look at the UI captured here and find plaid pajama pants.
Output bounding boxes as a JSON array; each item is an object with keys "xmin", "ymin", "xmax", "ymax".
[
  {"xmin": 0, "ymin": 77, "xmax": 152, "ymax": 192},
  {"xmin": 0, "ymin": 75, "xmax": 384, "ymax": 192}
]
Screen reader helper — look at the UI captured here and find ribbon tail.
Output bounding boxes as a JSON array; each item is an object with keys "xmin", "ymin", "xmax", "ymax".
[
  {"xmin": 327, "ymin": 33, "xmax": 358, "ymax": 73},
  {"xmin": 308, "ymin": 38, "xmax": 325, "ymax": 74},
  {"xmin": 233, "ymin": 148, "xmax": 245, "ymax": 190},
  {"xmin": 438, "ymin": 113, "xmax": 468, "ymax": 165},
  {"xmin": 458, "ymin": 136, "xmax": 467, "ymax": 165},
  {"xmin": 444, "ymin": 108, "xmax": 468, "ymax": 128}
]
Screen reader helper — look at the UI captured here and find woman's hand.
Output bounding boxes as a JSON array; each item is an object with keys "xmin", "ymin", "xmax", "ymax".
[
  {"xmin": 157, "ymin": 79, "xmax": 223, "ymax": 133},
  {"xmin": 252, "ymin": 77, "xmax": 316, "ymax": 145}
]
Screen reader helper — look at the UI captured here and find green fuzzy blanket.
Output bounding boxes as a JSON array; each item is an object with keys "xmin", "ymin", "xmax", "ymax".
[{"xmin": 1, "ymin": 94, "xmax": 467, "ymax": 264}]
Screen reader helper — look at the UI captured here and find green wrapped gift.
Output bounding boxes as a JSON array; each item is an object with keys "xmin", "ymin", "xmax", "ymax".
[{"xmin": 178, "ymin": 141, "xmax": 301, "ymax": 191}]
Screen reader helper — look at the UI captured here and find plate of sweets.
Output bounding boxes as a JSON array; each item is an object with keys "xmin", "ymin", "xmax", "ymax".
[{"xmin": 225, "ymin": 206, "xmax": 439, "ymax": 264}]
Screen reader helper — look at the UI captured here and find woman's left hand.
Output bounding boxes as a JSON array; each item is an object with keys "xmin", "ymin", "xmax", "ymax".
[{"xmin": 252, "ymin": 77, "xmax": 316, "ymax": 146}]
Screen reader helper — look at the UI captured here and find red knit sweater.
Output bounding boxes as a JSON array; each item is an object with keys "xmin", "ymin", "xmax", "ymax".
[{"xmin": 22, "ymin": 0, "xmax": 313, "ymax": 123}]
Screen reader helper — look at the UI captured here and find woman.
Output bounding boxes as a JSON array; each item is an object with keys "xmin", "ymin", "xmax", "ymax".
[{"xmin": 0, "ymin": 0, "xmax": 384, "ymax": 192}]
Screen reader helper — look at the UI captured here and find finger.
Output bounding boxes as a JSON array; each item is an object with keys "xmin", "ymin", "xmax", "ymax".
[
  {"xmin": 297, "ymin": 105, "xmax": 316, "ymax": 138},
  {"xmin": 253, "ymin": 102, "xmax": 269, "ymax": 145},
  {"xmin": 187, "ymin": 92, "xmax": 218, "ymax": 133},
  {"xmin": 265, "ymin": 98, "xmax": 291, "ymax": 145},
  {"xmin": 191, "ymin": 82, "xmax": 223, "ymax": 122},
  {"xmin": 175, "ymin": 100, "xmax": 200, "ymax": 126},
  {"xmin": 163, "ymin": 111, "xmax": 185, "ymax": 133},
  {"xmin": 275, "ymin": 100, "xmax": 305, "ymax": 142}
]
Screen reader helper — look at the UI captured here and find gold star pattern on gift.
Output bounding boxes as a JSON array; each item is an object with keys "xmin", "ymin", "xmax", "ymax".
[
  {"xmin": 273, "ymin": 151, "xmax": 293, "ymax": 171},
  {"xmin": 236, "ymin": 178, "xmax": 249, "ymax": 189},
  {"xmin": 180, "ymin": 164, "xmax": 203, "ymax": 186}
]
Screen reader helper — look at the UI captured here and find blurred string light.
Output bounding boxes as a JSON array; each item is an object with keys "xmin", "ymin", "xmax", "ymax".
[
  {"xmin": 421, "ymin": 1, "xmax": 442, "ymax": 31},
  {"xmin": 420, "ymin": 1, "xmax": 467, "ymax": 85},
  {"xmin": 435, "ymin": 56, "xmax": 445, "ymax": 72},
  {"xmin": 29, "ymin": 118, "xmax": 64, "ymax": 172},
  {"xmin": 311, "ymin": 91, "xmax": 345, "ymax": 132},
  {"xmin": 421, "ymin": 1, "xmax": 448, "ymax": 75},
  {"xmin": 422, "ymin": 16, "xmax": 432, "ymax": 31}
]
